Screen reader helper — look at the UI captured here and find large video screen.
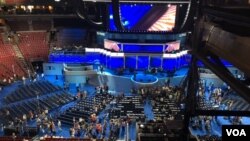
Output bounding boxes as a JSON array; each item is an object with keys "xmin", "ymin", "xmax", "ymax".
[{"xmin": 108, "ymin": 4, "xmax": 176, "ymax": 32}]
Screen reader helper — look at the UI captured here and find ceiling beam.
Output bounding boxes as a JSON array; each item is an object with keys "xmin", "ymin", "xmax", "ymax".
[{"xmin": 195, "ymin": 51, "xmax": 250, "ymax": 103}]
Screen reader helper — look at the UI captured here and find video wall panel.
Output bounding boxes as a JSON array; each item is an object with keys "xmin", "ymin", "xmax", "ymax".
[
  {"xmin": 104, "ymin": 39, "xmax": 180, "ymax": 53},
  {"xmin": 108, "ymin": 4, "xmax": 177, "ymax": 32},
  {"xmin": 125, "ymin": 56, "xmax": 136, "ymax": 69},
  {"xmin": 123, "ymin": 44, "xmax": 163, "ymax": 53},
  {"xmin": 107, "ymin": 57, "xmax": 124, "ymax": 69},
  {"xmin": 137, "ymin": 56, "xmax": 149, "ymax": 69},
  {"xmin": 150, "ymin": 56, "xmax": 162, "ymax": 68},
  {"xmin": 163, "ymin": 58, "xmax": 177, "ymax": 71}
]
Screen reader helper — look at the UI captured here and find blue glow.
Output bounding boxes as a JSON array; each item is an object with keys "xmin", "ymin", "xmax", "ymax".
[
  {"xmin": 163, "ymin": 58, "xmax": 177, "ymax": 71},
  {"xmin": 197, "ymin": 59, "xmax": 232, "ymax": 67},
  {"xmin": 109, "ymin": 15, "xmax": 113, "ymax": 19},
  {"xmin": 122, "ymin": 21, "xmax": 129, "ymax": 26},
  {"xmin": 123, "ymin": 44, "xmax": 164, "ymax": 53},
  {"xmin": 150, "ymin": 56, "xmax": 162, "ymax": 68},
  {"xmin": 49, "ymin": 53, "xmax": 100, "ymax": 64},
  {"xmin": 125, "ymin": 56, "xmax": 136, "ymax": 69},
  {"xmin": 131, "ymin": 74, "xmax": 158, "ymax": 85},
  {"xmin": 49, "ymin": 53, "xmax": 191, "ymax": 70},
  {"xmin": 50, "ymin": 52, "xmax": 192, "ymax": 71},
  {"xmin": 107, "ymin": 57, "xmax": 124, "ymax": 69},
  {"xmin": 137, "ymin": 56, "xmax": 149, "ymax": 70}
]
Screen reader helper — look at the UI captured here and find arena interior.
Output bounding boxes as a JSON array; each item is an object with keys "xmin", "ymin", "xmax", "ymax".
[{"xmin": 0, "ymin": 0, "xmax": 250, "ymax": 141}]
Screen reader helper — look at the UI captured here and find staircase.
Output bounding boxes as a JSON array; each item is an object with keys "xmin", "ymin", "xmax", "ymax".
[{"xmin": 11, "ymin": 44, "xmax": 31, "ymax": 74}]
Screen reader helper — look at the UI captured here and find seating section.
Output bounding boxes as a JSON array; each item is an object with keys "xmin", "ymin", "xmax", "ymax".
[
  {"xmin": 152, "ymin": 97, "xmax": 182, "ymax": 121},
  {"xmin": 4, "ymin": 81, "xmax": 61, "ymax": 104},
  {"xmin": 0, "ymin": 64, "xmax": 12, "ymax": 81},
  {"xmin": 0, "ymin": 35, "xmax": 26, "ymax": 81},
  {"xmin": 110, "ymin": 96, "xmax": 144, "ymax": 119},
  {"xmin": 198, "ymin": 87, "xmax": 250, "ymax": 111},
  {"xmin": 151, "ymin": 87, "xmax": 184, "ymax": 121},
  {"xmin": 198, "ymin": 96, "xmax": 214, "ymax": 110},
  {"xmin": 58, "ymin": 94, "xmax": 113, "ymax": 126},
  {"xmin": 17, "ymin": 31, "xmax": 49, "ymax": 61},
  {"xmin": 0, "ymin": 92, "xmax": 74, "ymax": 125},
  {"xmin": 221, "ymin": 97, "xmax": 250, "ymax": 111}
]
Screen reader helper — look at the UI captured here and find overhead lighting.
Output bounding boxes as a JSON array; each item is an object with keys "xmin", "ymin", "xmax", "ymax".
[{"xmin": 55, "ymin": 0, "xmax": 60, "ymax": 2}]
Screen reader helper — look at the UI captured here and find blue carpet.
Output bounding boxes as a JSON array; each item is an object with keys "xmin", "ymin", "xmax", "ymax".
[
  {"xmin": 4, "ymin": 67, "xmax": 250, "ymax": 140},
  {"xmin": 129, "ymin": 121, "xmax": 137, "ymax": 141},
  {"xmin": 144, "ymin": 98, "xmax": 154, "ymax": 121},
  {"xmin": 44, "ymin": 75, "xmax": 64, "ymax": 87},
  {"xmin": 0, "ymin": 81, "xmax": 24, "ymax": 105}
]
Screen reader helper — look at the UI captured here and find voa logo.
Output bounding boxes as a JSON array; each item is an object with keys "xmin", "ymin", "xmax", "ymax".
[{"xmin": 226, "ymin": 129, "xmax": 246, "ymax": 136}]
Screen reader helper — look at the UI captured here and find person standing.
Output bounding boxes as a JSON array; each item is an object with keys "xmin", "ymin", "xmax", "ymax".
[{"xmin": 57, "ymin": 120, "xmax": 62, "ymax": 131}]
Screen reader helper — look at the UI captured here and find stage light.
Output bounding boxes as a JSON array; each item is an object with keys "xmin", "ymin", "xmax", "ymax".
[
  {"xmin": 168, "ymin": 4, "xmax": 171, "ymax": 7},
  {"xmin": 180, "ymin": 4, "xmax": 183, "ymax": 7},
  {"xmin": 140, "ymin": 124, "xmax": 144, "ymax": 128},
  {"xmin": 55, "ymin": 0, "xmax": 60, "ymax": 2},
  {"xmin": 109, "ymin": 15, "xmax": 113, "ymax": 19}
]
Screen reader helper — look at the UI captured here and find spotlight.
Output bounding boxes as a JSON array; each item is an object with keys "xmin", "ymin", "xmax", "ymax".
[
  {"xmin": 168, "ymin": 4, "xmax": 171, "ymax": 7},
  {"xmin": 55, "ymin": 0, "xmax": 60, "ymax": 2},
  {"xmin": 140, "ymin": 124, "xmax": 144, "ymax": 128}
]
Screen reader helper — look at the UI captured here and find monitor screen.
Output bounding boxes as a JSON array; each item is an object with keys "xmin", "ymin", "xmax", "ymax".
[
  {"xmin": 165, "ymin": 41, "xmax": 180, "ymax": 52},
  {"xmin": 104, "ymin": 39, "xmax": 121, "ymax": 52},
  {"xmin": 108, "ymin": 4, "xmax": 177, "ymax": 32}
]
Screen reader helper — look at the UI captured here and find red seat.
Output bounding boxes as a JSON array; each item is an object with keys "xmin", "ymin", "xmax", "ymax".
[{"xmin": 17, "ymin": 31, "xmax": 49, "ymax": 61}]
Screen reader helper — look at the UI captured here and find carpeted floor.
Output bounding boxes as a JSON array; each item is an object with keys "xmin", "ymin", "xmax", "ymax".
[{"xmin": 1, "ymin": 67, "xmax": 250, "ymax": 140}]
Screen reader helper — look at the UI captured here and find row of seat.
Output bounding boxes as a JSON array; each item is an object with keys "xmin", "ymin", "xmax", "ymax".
[
  {"xmin": 4, "ymin": 81, "xmax": 61, "ymax": 104},
  {"xmin": 0, "ymin": 92, "xmax": 74, "ymax": 125},
  {"xmin": 110, "ymin": 96, "xmax": 144, "ymax": 119},
  {"xmin": 152, "ymin": 92, "xmax": 183, "ymax": 120},
  {"xmin": 57, "ymin": 94, "xmax": 113, "ymax": 126},
  {"xmin": 17, "ymin": 31, "xmax": 49, "ymax": 61},
  {"xmin": 0, "ymin": 35, "xmax": 26, "ymax": 81}
]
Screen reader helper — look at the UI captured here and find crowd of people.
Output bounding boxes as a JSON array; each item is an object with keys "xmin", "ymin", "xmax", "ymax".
[
  {"xmin": 60, "ymin": 89, "xmax": 133, "ymax": 140},
  {"xmin": 2, "ymin": 70, "xmax": 247, "ymax": 141}
]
